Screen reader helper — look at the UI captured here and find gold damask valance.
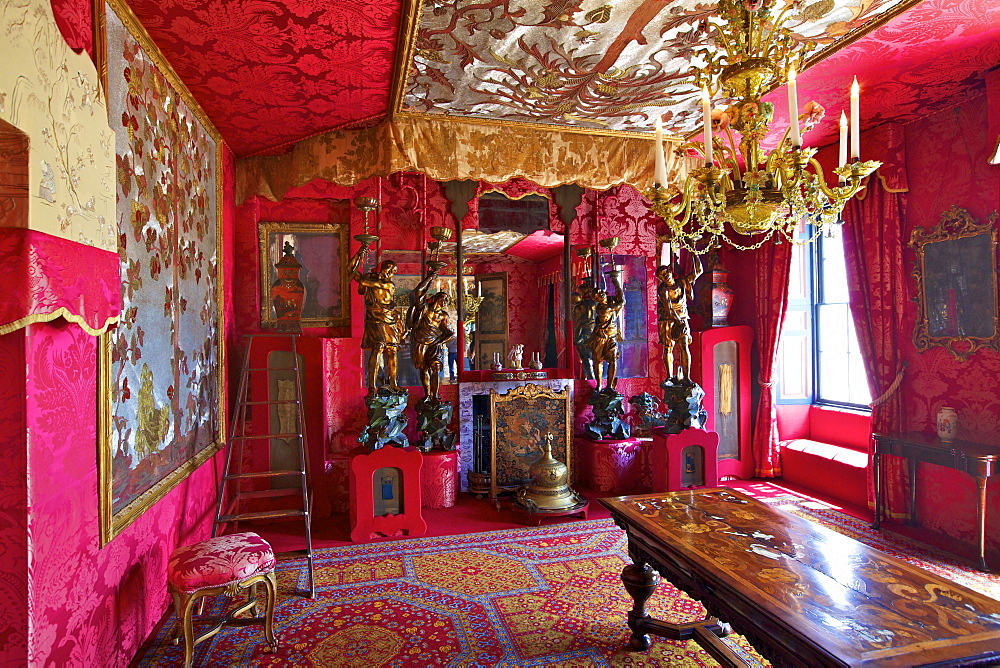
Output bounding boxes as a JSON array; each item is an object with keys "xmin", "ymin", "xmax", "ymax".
[{"xmin": 235, "ymin": 115, "xmax": 687, "ymax": 204}]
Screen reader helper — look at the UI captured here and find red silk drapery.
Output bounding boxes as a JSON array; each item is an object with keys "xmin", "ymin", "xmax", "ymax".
[
  {"xmin": 842, "ymin": 178, "xmax": 910, "ymax": 519},
  {"xmin": 751, "ymin": 241, "xmax": 792, "ymax": 477}
]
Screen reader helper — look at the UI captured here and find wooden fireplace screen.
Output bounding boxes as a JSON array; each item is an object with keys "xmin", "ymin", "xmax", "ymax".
[{"xmin": 488, "ymin": 383, "xmax": 572, "ymax": 506}]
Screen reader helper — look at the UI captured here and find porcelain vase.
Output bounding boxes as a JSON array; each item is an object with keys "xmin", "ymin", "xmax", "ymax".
[{"xmin": 936, "ymin": 406, "xmax": 959, "ymax": 443}]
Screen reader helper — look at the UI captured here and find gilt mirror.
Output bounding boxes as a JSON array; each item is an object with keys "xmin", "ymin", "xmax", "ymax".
[{"xmin": 910, "ymin": 205, "xmax": 999, "ymax": 361}]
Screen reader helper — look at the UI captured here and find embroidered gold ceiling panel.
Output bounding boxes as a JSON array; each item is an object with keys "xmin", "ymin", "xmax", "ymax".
[{"xmin": 400, "ymin": 0, "xmax": 913, "ymax": 137}]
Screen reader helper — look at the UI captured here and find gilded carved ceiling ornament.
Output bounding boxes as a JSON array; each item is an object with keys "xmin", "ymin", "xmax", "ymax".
[{"xmin": 910, "ymin": 205, "xmax": 1000, "ymax": 362}]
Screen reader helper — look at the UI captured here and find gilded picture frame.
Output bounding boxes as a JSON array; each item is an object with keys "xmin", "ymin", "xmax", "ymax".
[
  {"xmin": 910, "ymin": 205, "xmax": 1000, "ymax": 362},
  {"xmin": 258, "ymin": 222, "xmax": 350, "ymax": 329},
  {"xmin": 97, "ymin": 0, "xmax": 224, "ymax": 545},
  {"xmin": 489, "ymin": 383, "xmax": 572, "ymax": 507}
]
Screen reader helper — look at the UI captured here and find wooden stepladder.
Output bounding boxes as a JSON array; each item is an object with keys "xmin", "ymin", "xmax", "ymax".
[{"xmin": 213, "ymin": 334, "xmax": 315, "ymax": 598}]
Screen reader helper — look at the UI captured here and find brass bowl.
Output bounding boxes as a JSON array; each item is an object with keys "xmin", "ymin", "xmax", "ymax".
[
  {"xmin": 599, "ymin": 236, "xmax": 620, "ymax": 250},
  {"xmin": 429, "ymin": 226, "xmax": 453, "ymax": 242},
  {"xmin": 354, "ymin": 197, "xmax": 379, "ymax": 212}
]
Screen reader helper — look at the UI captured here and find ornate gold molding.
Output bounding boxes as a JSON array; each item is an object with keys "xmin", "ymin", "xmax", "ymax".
[
  {"xmin": 0, "ymin": 309, "xmax": 119, "ymax": 337},
  {"xmin": 910, "ymin": 205, "xmax": 1000, "ymax": 362}
]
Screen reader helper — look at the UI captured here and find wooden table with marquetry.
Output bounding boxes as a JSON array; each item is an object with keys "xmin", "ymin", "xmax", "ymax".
[{"xmin": 600, "ymin": 489, "xmax": 1000, "ymax": 667}]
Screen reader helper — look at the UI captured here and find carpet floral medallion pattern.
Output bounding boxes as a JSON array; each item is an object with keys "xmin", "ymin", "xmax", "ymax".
[{"xmin": 137, "ymin": 521, "xmax": 767, "ymax": 666}]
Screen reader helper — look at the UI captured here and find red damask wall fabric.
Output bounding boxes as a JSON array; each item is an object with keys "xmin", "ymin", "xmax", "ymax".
[
  {"xmin": 22, "ymin": 321, "xmax": 222, "ymax": 666},
  {"xmin": 842, "ymin": 177, "xmax": 909, "ymax": 518},
  {"xmin": 50, "ymin": 0, "xmax": 92, "ymax": 56},
  {"xmin": 0, "ymin": 331, "xmax": 28, "ymax": 665},
  {"xmin": 0, "ymin": 228, "xmax": 121, "ymax": 336},
  {"xmin": 123, "ymin": 0, "xmax": 402, "ymax": 156},
  {"xmin": 895, "ymin": 93, "xmax": 1000, "ymax": 546}
]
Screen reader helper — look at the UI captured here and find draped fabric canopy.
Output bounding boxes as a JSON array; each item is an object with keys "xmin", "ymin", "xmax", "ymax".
[{"xmin": 235, "ymin": 116, "xmax": 689, "ymax": 204}]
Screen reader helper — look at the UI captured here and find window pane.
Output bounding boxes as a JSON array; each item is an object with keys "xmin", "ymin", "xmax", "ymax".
[{"xmin": 820, "ymin": 231, "xmax": 850, "ymax": 304}]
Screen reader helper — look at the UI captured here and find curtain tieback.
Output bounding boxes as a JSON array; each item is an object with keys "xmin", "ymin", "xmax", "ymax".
[
  {"xmin": 870, "ymin": 361, "xmax": 908, "ymax": 408},
  {"xmin": 757, "ymin": 375, "xmax": 774, "ymax": 388}
]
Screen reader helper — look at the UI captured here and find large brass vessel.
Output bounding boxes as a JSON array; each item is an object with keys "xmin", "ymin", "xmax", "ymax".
[{"xmin": 514, "ymin": 434, "xmax": 587, "ymax": 514}]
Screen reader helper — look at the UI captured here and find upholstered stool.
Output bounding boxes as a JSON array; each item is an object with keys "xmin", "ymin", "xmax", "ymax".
[{"xmin": 167, "ymin": 532, "xmax": 279, "ymax": 666}]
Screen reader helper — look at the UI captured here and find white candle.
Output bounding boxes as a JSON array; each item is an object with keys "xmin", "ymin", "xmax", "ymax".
[
  {"xmin": 787, "ymin": 67, "xmax": 800, "ymax": 147},
  {"xmin": 701, "ymin": 86, "xmax": 713, "ymax": 165},
  {"xmin": 653, "ymin": 116, "xmax": 668, "ymax": 186},
  {"xmin": 838, "ymin": 111, "xmax": 848, "ymax": 182},
  {"xmin": 850, "ymin": 76, "xmax": 860, "ymax": 160}
]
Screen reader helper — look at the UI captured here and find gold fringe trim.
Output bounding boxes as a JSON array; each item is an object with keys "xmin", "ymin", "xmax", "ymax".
[
  {"xmin": 0, "ymin": 308, "xmax": 119, "ymax": 337},
  {"xmin": 235, "ymin": 115, "xmax": 687, "ymax": 205}
]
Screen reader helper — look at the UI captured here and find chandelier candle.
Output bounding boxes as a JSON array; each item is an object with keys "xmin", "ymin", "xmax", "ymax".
[
  {"xmin": 701, "ymin": 86, "xmax": 713, "ymax": 164},
  {"xmin": 788, "ymin": 67, "xmax": 800, "ymax": 147},
  {"xmin": 850, "ymin": 77, "xmax": 860, "ymax": 159},
  {"xmin": 654, "ymin": 116, "xmax": 668, "ymax": 185},
  {"xmin": 839, "ymin": 112, "xmax": 848, "ymax": 184}
]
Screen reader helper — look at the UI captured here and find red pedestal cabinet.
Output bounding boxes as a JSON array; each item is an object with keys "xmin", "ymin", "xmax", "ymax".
[
  {"xmin": 650, "ymin": 427, "xmax": 720, "ymax": 493},
  {"xmin": 349, "ymin": 446, "xmax": 427, "ymax": 542},
  {"xmin": 690, "ymin": 325, "xmax": 753, "ymax": 480}
]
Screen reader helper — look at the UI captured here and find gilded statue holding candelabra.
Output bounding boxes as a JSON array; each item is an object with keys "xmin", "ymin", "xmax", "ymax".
[
  {"xmin": 412, "ymin": 226, "xmax": 458, "ymax": 452},
  {"xmin": 348, "ymin": 239, "xmax": 404, "ymax": 395},
  {"xmin": 587, "ymin": 240, "xmax": 625, "ymax": 392},
  {"xmin": 408, "ymin": 262, "xmax": 454, "ymax": 403},
  {"xmin": 657, "ymin": 254, "xmax": 703, "ymax": 382}
]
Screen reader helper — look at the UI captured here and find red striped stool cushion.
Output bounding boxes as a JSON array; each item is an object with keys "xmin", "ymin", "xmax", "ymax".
[{"xmin": 168, "ymin": 532, "xmax": 276, "ymax": 593}]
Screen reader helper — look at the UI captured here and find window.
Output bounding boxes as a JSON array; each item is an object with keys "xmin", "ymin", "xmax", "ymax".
[{"xmin": 778, "ymin": 228, "xmax": 871, "ymax": 410}]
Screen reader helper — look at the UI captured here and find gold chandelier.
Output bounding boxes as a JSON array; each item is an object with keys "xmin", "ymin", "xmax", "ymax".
[{"xmin": 647, "ymin": 0, "xmax": 881, "ymax": 253}]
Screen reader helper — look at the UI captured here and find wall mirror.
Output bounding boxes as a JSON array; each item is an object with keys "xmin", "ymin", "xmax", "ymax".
[{"xmin": 910, "ymin": 205, "xmax": 999, "ymax": 361}]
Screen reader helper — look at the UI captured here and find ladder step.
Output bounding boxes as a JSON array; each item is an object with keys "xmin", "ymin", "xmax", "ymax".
[
  {"xmin": 217, "ymin": 509, "xmax": 308, "ymax": 523},
  {"xmin": 229, "ymin": 488, "xmax": 305, "ymax": 501},
  {"xmin": 245, "ymin": 366, "xmax": 299, "ymax": 371},
  {"xmin": 225, "ymin": 470, "xmax": 305, "ymax": 480},
  {"xmin": 231, "ymin": 433, "xmax": 303, "ymax": 441},
  {"xmin": 242, "ymin": 400, "xmax": 302, "ymax": 406}
]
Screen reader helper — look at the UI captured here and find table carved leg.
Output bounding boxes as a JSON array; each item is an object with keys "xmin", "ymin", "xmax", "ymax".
[
  {"xmin": 872, "ymin": 451, "xmax": 882, "ymax": 529},
  {"xmin": 619, "ymin": 561, "xmax": 747, "ymax": 667},
  {"xmin": 976, "ymin": 476, "xmax": 989, "ymax": 571},
  {"xmin": 621, "ymin": 563, "xmax": 660, "ymax": 651}
]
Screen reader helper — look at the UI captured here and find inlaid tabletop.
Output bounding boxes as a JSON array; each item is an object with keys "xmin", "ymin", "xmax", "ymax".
[{"xmin": 601, "ymin": 489, "xmax": 1000, "ymax": 665}]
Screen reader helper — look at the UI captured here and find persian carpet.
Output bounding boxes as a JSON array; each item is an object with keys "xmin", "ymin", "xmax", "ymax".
[
  {"xmin": 135, "ymin": 489, "xmax": 1000, "ymax": 666},
  {"xmin": 136, "ymin": 519, "xmax": 768, "ymax": 667}
]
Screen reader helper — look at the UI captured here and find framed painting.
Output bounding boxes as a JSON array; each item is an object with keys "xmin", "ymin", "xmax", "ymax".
[
  {"xmin": 478, "ymin": 338, "xmax": 507, "ymax": 371},
  {"xmin": 259, "ymin": 222, "xmax": 350, "ymax": 328},
  {"xmin": 97, "ymin": 0, "xmax": 224, "ymax": 545},
  {"xmin": 489, "ymin": 383, "xmax": 572, "ymax": 507},
  {"xmin": 475, "ymin": 273, "xmax": 507, "ymax": 336},
  {"xmin": 911, "ymin": 205, "xmax": 999, "ymax": 361}
]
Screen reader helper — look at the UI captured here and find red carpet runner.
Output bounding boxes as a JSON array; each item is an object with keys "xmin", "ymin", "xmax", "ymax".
[{"xmin": 135, "ymin": 485, "xmax": 1000, "ymax": 666}]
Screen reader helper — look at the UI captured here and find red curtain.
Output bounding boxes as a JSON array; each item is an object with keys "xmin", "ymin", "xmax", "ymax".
[
  {"xmin": 751, "ymin": 241, "xmax": 792, "ymax": 477},
  {"xmin": 842, "ymin": 178, "xmax": 910, "ymax": 518}
]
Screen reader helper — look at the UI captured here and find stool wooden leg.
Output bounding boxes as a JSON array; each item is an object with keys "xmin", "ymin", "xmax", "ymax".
[
  {"xmin": 178, "ymin": 592, "xmax": 201, "ymax": 668},
  {"xmin": 262, "ymin": 570, "xmax": 279, "ymax": 653}
]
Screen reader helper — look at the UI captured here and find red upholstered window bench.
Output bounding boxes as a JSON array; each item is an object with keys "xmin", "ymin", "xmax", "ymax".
[{"xmin": 777, "ymin": 405, "xmax": 872, "ymax": 508}]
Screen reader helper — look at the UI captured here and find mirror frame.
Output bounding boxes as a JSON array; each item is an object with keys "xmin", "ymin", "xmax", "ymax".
[{"xmin": 910, "ymin": 205, "xmax": 1000, "ymax": 361}]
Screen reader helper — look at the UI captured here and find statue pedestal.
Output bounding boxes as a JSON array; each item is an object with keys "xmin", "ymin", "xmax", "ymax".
[
  {"xmin": 574, "ymin": 437, "xmax": 647, "ymax": 495},
  {"xmin": 349, "ymin": 446, "xmax": 426, "ymax": 542},
  {"xmin": 420, "ymin": 450, "xmax": 457, "ymax": 509},
  {"xmin": 650, "ymin": 427, "xmax": 719, "ymax": 493}
]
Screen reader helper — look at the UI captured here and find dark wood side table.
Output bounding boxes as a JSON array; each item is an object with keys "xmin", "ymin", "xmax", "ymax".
[{"xmin": 872, "ymin": 431, "xmax": 1000, "ymax": 571}]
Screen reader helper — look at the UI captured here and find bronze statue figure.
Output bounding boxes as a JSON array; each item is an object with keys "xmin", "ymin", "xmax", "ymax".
[
  {"xmin": 587, "ymin": 268, "xmax": 625, "ymax": 391},
  {"xmin": 656, "ymin": 254, "xmax": 703, "ymax": 382},
  {"xmin": 408, "ymin": 262, "xmax": 455, "ymax": 402},
  {"xmin": 348, "ymin": 239, "xmax": 405, "ymax": 395},
  {"xmin": 572, "ymin": 279, "xmax": 597, "ymax": 380}
]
